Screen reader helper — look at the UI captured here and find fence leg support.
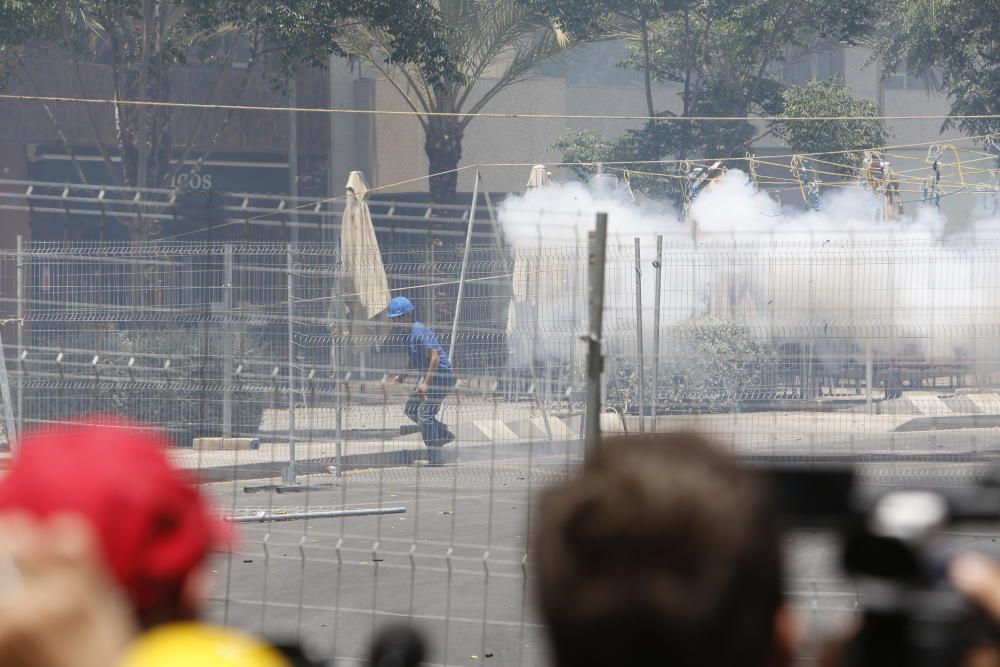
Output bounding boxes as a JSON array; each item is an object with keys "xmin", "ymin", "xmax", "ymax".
[
  {"xmin": 222, "ymin": 244, "xmax": 233, "ymax": 439},
  {"xmin": 284, "ymin": 244, "xmax": 297, "ymax": 486},
  {"xmin": 634, "ymin": 237, "xmax": 645, "ymax": 433},
  {"xmin": 0, "ymin": 329, "xmax": 17, "ymax": 451},
  {"xmin": 652, "ymin": 235, "xmax": 663, "ymax": 431},
  {"xmin": 448, "ymin": 168, "xmax": 480, "ymax": 363},
  {"xmin": 585, "ymin": 213, "xmax": 608, "ymax": 460},
  {"xmin": 15, "ymin": 235, "xmax": 24, "ymax": 435}
]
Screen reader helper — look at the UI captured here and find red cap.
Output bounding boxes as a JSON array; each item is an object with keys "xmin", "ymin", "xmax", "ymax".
[{"xmin": 0, "ymin": 416, "xmax": 230, "ymax": 614}]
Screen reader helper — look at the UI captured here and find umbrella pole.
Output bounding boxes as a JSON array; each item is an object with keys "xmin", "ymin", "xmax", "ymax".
[
  {"xmin": 334, "ymin": 260, "xmax": 344, "ymax": 478},
  {"xmin": 477, "ymin": 173, "xmax": 513, "ymax": 370},
  {"xmin": 0, "ymin": 328, "xmax": 17, "ymax": 451},
  {"xmin": 477, "ymin": 172, "xmax": 506, "ymax": 257},
  {"xmin": 448, "ymin": 169, "xmax": 480, "ymax": 364}
]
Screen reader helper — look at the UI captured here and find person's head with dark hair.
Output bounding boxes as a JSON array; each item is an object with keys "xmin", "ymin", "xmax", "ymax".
[
  {"xmin": 535, "ymin": 433, "xmax": 793, "ymax": 667},
  {"xmin": 0, "ymin": 416, "xmax": 229, "ymax": 628}
]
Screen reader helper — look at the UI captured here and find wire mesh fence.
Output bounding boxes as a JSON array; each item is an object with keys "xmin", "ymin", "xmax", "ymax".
[{"xmin": 3, "ymin": 235, "xmax": 1000, "ymax": 664}]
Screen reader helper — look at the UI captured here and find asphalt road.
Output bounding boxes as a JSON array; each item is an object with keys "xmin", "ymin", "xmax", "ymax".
[
  {"xmin": 199, "ymin": 430, "xmax": 1000, "ymax": 666},
  {"xmin": 202, "ymin": 457, "xmax": 565, "ymax": 667}
]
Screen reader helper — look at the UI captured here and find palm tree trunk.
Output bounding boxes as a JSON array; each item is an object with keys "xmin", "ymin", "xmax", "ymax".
[
  {"xmin": 425, "ymin": 116, "xmax": 464, "ymax": 201},
  {"xmin": 639, "ymin": 15, "xmax": 656, "ymax": 124}
]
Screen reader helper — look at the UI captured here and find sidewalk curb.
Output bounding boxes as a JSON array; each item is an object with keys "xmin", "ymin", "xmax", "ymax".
[
  {"xmin": 186, "ymin": 438, "xmax": 581, "ymax": 483},
  {"xmin": 894, "ymin": 415, "xmax": 1000, "ymax": 432}
]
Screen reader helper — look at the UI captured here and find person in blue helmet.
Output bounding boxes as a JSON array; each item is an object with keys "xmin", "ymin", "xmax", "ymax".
[{"xmin": 384, "ymin": 296, "xmax": 456, "ymax": 458}]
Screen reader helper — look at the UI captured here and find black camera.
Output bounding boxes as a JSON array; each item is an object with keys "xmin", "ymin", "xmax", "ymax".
[{"xmin": 768, "ymin": 466, "xmax": 1000, "ymax": 667}]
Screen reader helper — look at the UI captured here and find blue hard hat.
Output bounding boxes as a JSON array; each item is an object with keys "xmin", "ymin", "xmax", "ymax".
[{"xmin": 386, "ymin": 295, "xmax": 415, "ymax": 318}]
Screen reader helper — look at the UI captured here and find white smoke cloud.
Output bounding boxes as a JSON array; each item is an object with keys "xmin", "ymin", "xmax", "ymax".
[{"xmin": 498, "ymin": 170, "xmax": 1000, "ymax": 370}]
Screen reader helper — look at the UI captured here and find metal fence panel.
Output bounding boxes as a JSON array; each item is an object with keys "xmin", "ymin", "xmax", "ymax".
[{"xmin": 2, "ymin": 237, "xmax": 1000, "ymax": 664}]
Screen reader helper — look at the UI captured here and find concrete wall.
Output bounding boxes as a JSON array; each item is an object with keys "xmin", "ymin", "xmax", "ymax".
[
  {"xmin": 341, "ymin": 61, "xmax": 687, "ymax": 194},
  {"xmin": 0, "ymin": 145, "xmax": 29, "ymax": 247},
  {"xmin": 346, "ymin": 42, "xmax": 970, "ymax": 196},
  {"xmin": 0, "ymin": 144, "xmax": 28, "ymax": 344}
]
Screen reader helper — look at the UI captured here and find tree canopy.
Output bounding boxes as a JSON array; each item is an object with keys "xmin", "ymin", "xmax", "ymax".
[
  {"xmin": 0, "ymin": 0, "xmax": 459, "ymax": 205},
  {"xmin": 339, "ymin": 0, "xmax": 572, "ymax": 200},
  {"xmin": 541, "ymin": 0, "xmax": 880, "ymax": 200},
  {"xmin": 204, "ymin": 0, "xmax": 460, "ymax": 85},
  {"xmin": 878, "ymin": 0, "xmax": 1000, "ymax": 138},
  {"xmin": 771, "ymin": 78, "xmax": 889, "ymax": 172}
]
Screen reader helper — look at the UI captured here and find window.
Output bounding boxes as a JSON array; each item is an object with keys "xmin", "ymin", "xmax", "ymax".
[
  {"xmin": 222, "ymin": 33, "xmax": 253, "ymax": 69},
  {"xmin": 781, "ymin": 47, "xmax": 842, "ymax": 86},
  {"xmin": 883, "ymin": 65, "xmax": 940, "ymax": 91},
  {"xmin": 537, "ymin": 40, "xmax": 644, "ymax": 87}
]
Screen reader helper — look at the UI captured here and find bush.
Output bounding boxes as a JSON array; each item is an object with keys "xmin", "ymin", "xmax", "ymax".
[
  {"xmin": 22, "ymin": 325, "xmax": 272, "ymax": 446},
  {"xmin": 666, "ymin": 317, "xmax": 770, "ymax": 409},
  {"xmin": 604, "ymin": 318, "xmax": 770, "ymax": 414}
]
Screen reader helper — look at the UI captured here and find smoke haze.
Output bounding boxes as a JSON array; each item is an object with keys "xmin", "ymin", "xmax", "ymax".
[{"xmin": 498, "ymin": 170, "xmax": 1000, "ymax": 366}]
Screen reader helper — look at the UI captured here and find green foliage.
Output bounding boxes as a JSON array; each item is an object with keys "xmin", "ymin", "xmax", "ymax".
[
  {"xmin": 205, "ymin": 0, "xmax": 460, "ymax": 84},
  {"xmin": 0, "ymin": 0, "xmax": 60, "ymax": 85},
  {"xmin": 605, "ymin": 316, "xmax": 771, "ymax": 412},
  {"xmin": 770, "ymin": 78, "xmax": 889, "ymax": 172},
  {"xmin": 24, "ymin": 327, "xmax": 271, "ymax": 444},
  {"xmin": 667, "ymin": 316, "xmax": 770, "ymax": 409},
  {"xmin": 878, "ymin": 0, "xmax": 1000, "ymax": 137},
  {"xmin": 538, "ymin": 0, "xmax": 877, "ymax": 201},
  {"xmin": 530, "ymin": 0, "xmax": 875, "ymax": 43},
  {"xmin": 0, "ymin": 0, "xmax": 459, "ymax": 204},
  {"xmin": 523, "ymin": 0, "xmax": 700, "ymax": 38},
  {"xmin": 551, "ymin": 130, "xmax": 624, "ymax": 180},
  {"xmin": 339, "ymin": 0, "xmax": 573, "ymax": 199},
  {"xmin": 550, "ymin": 125, "xmax": 685, "ymax": 198}
]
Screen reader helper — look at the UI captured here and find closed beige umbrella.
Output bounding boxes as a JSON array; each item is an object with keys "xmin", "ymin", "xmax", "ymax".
[
  {"xmin": 341, "ymin": 171, "xmax": 390, "ymax": 320},
  {"xmin": 507, "ymin": 166, "xmax": 551, "ymax": 337},
  {"xmin": 517, "ymin": 166, "xmax": 551, "ymax": 302}
]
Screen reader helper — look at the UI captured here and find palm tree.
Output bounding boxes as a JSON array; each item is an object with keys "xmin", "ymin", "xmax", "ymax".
[{"xmin": 341, "ymin": 0, "xmax": 571, "ymax": 200}]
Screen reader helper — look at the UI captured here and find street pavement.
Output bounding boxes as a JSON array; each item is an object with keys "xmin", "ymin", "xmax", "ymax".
[
  {"xmin": 202, "ymin": 456, "xmax": 566, "ymax": 667},
  {"xmin": 198, "ymin": 427, "xmax": 1000, "ymax": 666}
]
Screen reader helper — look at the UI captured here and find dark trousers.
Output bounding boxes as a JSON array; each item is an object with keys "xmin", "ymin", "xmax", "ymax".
[{"xmin": 403, "ymin": 377, "xmax": 454, "ymax": 447}]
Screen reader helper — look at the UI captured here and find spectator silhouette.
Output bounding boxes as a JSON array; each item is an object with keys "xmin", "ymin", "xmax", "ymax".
[
  {"xmin": 535, "ymin": 433, "xmax": 794, "ymax": 667},
  {"xmin": 0, "ymin": 416, "xmax": 228, "ymax": 627}
]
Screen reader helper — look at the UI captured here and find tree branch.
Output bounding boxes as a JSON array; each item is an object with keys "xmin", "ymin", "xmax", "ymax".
[
  {"xmin": 136, "ymin": 0, "xmax": 153, "ymax": 189},
  {"xmin": 168, "ymin": 48, "xmax": 260, "ymax": 188},
  {"xmin": 745, "ymin": 0, "xmax": 800, "ymax": 115},
  {"xmin": 352, "ymin": 44, "xmax": 431, "ymax": 130},
  {"xmin": 107, "ymin": 22, "xmax": 137, "ymax": 187},
  {"xmin": 15, "ymin": 56, "xmax": 89, "ymax": 185},
  {"xmin": 163, "ymin": 28, "xmax": 241, "ymax": 187},
  {"xmin": 61, "ymin": 0, "xmax": 122, "ymax": 186},
  {"xmin": 639, "ymin": 13, "xmax": 656, "ymax": 121},
  {"xmin": 341, "ymin": 28, "xmax": 433, "ymax": 118}
]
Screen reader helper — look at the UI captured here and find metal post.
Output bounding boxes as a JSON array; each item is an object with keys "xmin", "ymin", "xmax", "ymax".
[
  {"xmin": 448, "ymin": 169, "xmax": 479, "ymax": 363},
  {"xmin": 284, "ymin": 245, "xmax": 297, "ymax": 485},
  {"xmin": 652, "ymin": 235, "xmax": 663, "ymax": 432},
  {"xmin": 0, "ymin": 329, "xmax": 16, "ymax": 451},
  {"xmin": 327, "ymin": 54, "xmax": 339, "ymax": 246},
  {"xmin": 478, "ymin": 173, "xmax": 510, "ymax": 329},
  {"xmin": 585, "ymin": 213, "xmax": 608, "ymax": 459},
  {"xmin": 289, "ymin": 77, "xmax": 299, "ymax": 245},
  {"xmin": 528, "ymin": 254, "xmax": 554, "ymax": 442},
  {"xmin": 229, "ymin": 506, "xmax": 406, "ymax": 523},
  {"xmin": 478, "ymin": 172, "xmax": 506, "ymax": 256},
  {"xmin": 634, "ymin": 238, "xmax": 645, "ymax": 433},
  {"xmin": 15, "ymin": 235, "xmax": 24, "ymax": 434},
  {"xmin": 333, "ymin": 259, "xmax": 344, "ymax": 478},
  {"xmin": 222, "ymin": 244, "xmax": 233, "ymax": 439},
  {"xmin": 865, "ymin": 339, "xmax": 873, "ymax": 408}
]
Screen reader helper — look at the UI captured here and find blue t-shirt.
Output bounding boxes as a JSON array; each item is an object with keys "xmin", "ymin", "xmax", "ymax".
[{"xmin": 409, "ymin": 322, "xmax": 454, "ymax": 381}]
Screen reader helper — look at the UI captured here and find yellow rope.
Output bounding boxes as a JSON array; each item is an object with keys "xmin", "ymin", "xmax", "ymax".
[{"xmin": 5, "ymin": 92, "xmax": 1000, "ymax": 124}]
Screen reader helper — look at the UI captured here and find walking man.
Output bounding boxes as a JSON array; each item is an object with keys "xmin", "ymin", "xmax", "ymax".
[{"xmin": 384, "ymin": 296, "xmax": 456, "ymax": 461}]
